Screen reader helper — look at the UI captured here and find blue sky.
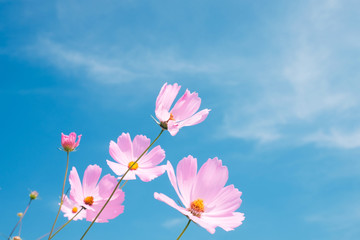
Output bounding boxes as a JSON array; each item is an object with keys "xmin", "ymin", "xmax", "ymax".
[{"xmin": 1, "ymin": 0, "xmax": 360, "ymax": 239}]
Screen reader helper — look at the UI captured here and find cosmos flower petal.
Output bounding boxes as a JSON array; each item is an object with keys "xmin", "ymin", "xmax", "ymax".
[
  {"xmin": 202, "ymin": 212, "xmax": 245, "ymax": 231},
  {"xmin": 176, "ymin": 155, "xmax": 197, "ymax": 207},
  {"xmin": 167, "ymin": 121, "xmax": 180, "ymax": 136},
  {"xmin": 154, "ymin": 192, "xmax": 188, "ymax": 215},
  {"xmin": 106, "ymin": 160, "xmax": 128, "ymax": 176},
  {"xmin": 116, "ymin": 133, "xmax": 133, "ymax": 162},
  {"xmin": 155, "ymin": 83, "xmax": 181, "ymax": 120},
  {"xmin": 166, "ymin": 160, "xmax": 186, "ymax": 205},
  {"xmin": 139, "ymin": 145, "xmax": 165, "ymax": 167},
  {"xmin": 179, "ymin": 109, "xmax": 210, "ymax": 128},
  {"xmin": 136, "ymin": 165, "xmax": 167, "ymax": 182},
  {"xmin": 98, "ymin": 174, "xmax": 121, "ymax": 199},
  {"xmin": 171, "ymin": 89, "xmax": 201, "ymax": 121},
  {"xmin": 61, "ymin": 195, "xmax": 85, "ymax": 221},
  {"xmin": 82, "ymin": 164, "xmax": 102, "ymax": 197},
  {"xmin": 132, "ymin": 135, "xmax": 151, "ymax": 159},
  {"xmin": 206, "ymin": 185, "xmax": 242, "ymax": 216},
  {"xmin": 69, "ymin": 167, "xmax": 84, "ymax": 203},
  {"xmin": 191, "ymin": 157, "xmax": 228, "ymax": 203},
  {"xmin": 109, "ymin": 140, "xmax": 129, "ymax": 165}
]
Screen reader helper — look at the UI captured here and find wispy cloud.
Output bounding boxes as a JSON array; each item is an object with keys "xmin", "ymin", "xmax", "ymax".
[
  {"xmin": 31, "ymin": 37, "xmax": 218, "ymax": 84},
  {"xmin": 161, "ymin": 217, "xmax": 184, "ymax": 229},
  {"xmin": 220, "ymin": 0, "xmax": 360, "ymax": 148}
]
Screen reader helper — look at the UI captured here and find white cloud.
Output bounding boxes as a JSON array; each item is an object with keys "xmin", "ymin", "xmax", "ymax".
[
  {"xmin": 31, "ymin": 37, "xmax": 218, "ymax": 84},
  {"xmin": 221, "ymin": 0, "xmax": 360, "ymax": 148}
]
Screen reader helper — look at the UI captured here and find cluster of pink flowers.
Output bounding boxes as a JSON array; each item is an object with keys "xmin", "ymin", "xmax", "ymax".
[{"xmin": 6, "ymin": 83, "xmax": 244, "ymax": 240}]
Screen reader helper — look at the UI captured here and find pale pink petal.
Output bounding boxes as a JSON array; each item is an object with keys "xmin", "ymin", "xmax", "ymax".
[
  {"xmin": 165, "ymin": 161, "xmax": 186, "ymax": 205},
  {"xmin": 179, "ymin": 109, "xmax": 210, "ymax": 127},
  {"xmin": 191, "ymin": 158, "xmax": 228, "ymax": 203},
  {"xmin": 82, "ymin": 165, "xmax": 102, "ymax": 198},
  {"xmin": 98, "ymin": 174, "xmax": 120, "ymax": 199},
  {"xmin": 136, "ymin": 165, "xmax": 167, "ymax": 182},
  {"xmin": 205, "ymin": 185, "xmax": 242, "ymax": 216},
  {"xmin": 132, "ymin": 135, "xmax": 150, "ymax": 159},
  {"xmin": 106, "ymin": 160, "xmax": 137, "ymax": 180},
  {"xmin": 138, "ymin": 145, "xmax": 165, "ymax": 167},
  {"xmin": 155, "ymin": 108, "xmax": 171, "ymax": 122},
  {"xmin": 171, "ymin": 90, "xmax": 201, "ymax": 121},
  {"xmin": 122, "ymin": 170, "xmax": 137, "ymax": 180},
  {"xmin": 154, "ymin": 192, "xmax": 189, "ymax": 215},
  {"xmin": 154, "ymin": 193, "xmax": 216, "ymax": 234},
  {"xmin": 201, "ymin": 212, "xmax": 245, "ymax": 231},
  {"xmin": 176, "ymin": 155, "xmax": 197, "ymax": 207},
  {"xmin": 155, "ymin": 83, "xmax": 181, "ymax": 116},
  {"xmin": 90, "ymin": 198, "xmax": 125, "ymax": 222},
  {"xmin": 116, "ymin": 133, "xmax": 133, "ymax": 162},
  {"xmin": 167, "ymin": 121, "xmax": 180, "ymax": 136},
  {"xmin": 74, "ymin": 134, "xmax": 82, "ymax": 148},
  {"xmin": 61, "ymin": 195, "xmax": 85, "ymax": 221},
  {"xmin": 109, "ymin": 140, "xmax": 129, "ymax": 165},
  {"xmin": 69, "ymin": 167, "xmax": 84, "ymax": 204}
]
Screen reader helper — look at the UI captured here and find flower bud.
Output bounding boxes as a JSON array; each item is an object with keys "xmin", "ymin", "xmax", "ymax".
[
  {"xmin": 17, "ymin": 212, "xmax": 23, "ymax": 218},
  {"xmin": 29, "ymin": 190, "xmax": 39, "ymax": 200},
  {"xmin": 61, "ymin": 132, "xmax": 82, "ymax": 152},
  {"xmin": 13, "ymin": 236, "xmax": 22, "ymax": 240}
]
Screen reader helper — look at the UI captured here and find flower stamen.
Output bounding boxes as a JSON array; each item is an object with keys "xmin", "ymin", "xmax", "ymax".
[
  {"xmin": 189, "ymin": 198, "xmax": 205, "ymax": 217},
  {"xmin": 84, "ymin": 196, "xmax": 94, "ymax": 206},
  {"xmin": 128, "ymin": 161, "xmax": 139, "ymax": 170},
  {"xmin": 72, "ymin": 207, "xmax": 78, "ymax": 213}
]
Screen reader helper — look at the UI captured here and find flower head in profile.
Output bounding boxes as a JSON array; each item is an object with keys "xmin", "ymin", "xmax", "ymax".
[
  {"xmin": 61, "ymin": 132, "xmax": 82, "ymax": 152},
  {"xmin": 154, "ymin": 156, "xmax": 244, "ymax": 234},
  {"xmin": 155, "ymin": 83, "xmax": 210, "ymax": 136},
  {"xmin": 61, "ymin": 164, "xmax": 124, "ymax": 222},
  {"xmin": 106, "ymin": 133, "xmax": 166, "ymax": 182}
]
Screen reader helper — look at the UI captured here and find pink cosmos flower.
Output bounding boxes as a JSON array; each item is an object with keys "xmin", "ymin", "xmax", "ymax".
[
  {"xmin": 155, "ymin": 83, "xmax": 210, "ymax": 136},
  {"xmin": 61, "ymin": 132, "xmax": 82, "ymax": 152},
  {"xmin": 61, "ymin": 164, "xmax": 124, "ymax": 222},
  {"xmin": 154, "ymin": 156, "xmax": 244, "ymax": 234},
  {"xmin": 106, "ymin": 133, "xmax": 166, "ymax": 182}
]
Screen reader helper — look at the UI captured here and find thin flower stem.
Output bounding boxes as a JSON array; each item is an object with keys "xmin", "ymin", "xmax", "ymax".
[
  {"xmin": 119, "ymin": 180, "xmax": 128, "ymax": 189},
  {"xmin": 49, "ymin": 207, "xmax": 85, "ymax": 240},
  {"xmin": 48, "ymin": 151, "xmax": 70, "ymax": 240},
  {"xmin": 80, "ymin": 129, "xmax": 164, "ymax": 239},
  {"xmin": 18, "ymin": 221, "xmax": 22, "ymax": 236},
  {"xmin": 8, "ymin": 199, "xmax": 32, "ymax": 239},
  {"xmin": 176, "ymin": 220, "xmax": 191, "ymax": 240}
]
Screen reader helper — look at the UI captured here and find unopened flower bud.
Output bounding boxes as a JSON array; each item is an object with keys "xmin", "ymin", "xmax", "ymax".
[
  {"xmin": 13, "ymin": 236, "xmax": 22, "ymax": 240},
  {"xmin": 17, "ymin": 212, "xmax": 23, "ymax": 218},
  {"xmin": 30, "ymin": 190, "xmax": 39, "ymax": 200},
  {"xmin": 61, "ymin": 132, "xmax": 82, "ymax": 152}
]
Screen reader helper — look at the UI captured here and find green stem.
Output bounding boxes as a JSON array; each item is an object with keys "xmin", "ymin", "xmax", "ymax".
[
  {"xmin": 80, "ymin": 129, "xmax": 164, "ymax": 239},
  {"xmin": 176, "ymin": 220, "xmax": 191, "ymax": 240},
  {"xmin": 8, "ymin": 199, "xmax": 32, "ymax": 239},
  {"xmin": 48, "ymin": 151, "xmax": 70, "ymax": 240},
  {"xmin": 49, "ymin": 207, "xmax": 85, "ymax": 240},
  {"xmin": 119, "ymin": 180, "xmax": 128, "ymax": 189}
]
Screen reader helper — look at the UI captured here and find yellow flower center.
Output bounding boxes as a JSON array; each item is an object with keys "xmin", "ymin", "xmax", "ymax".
[
  {"xmin": 128, "ymin": 161, "xmax": 139, "ymax": 170},
  {"xmin": 169, "ymin": 113, "xmax": 175, "ymax": 121},
  {"xmin": 72, "ymin": 207, "xmax": 78, "ymax": 213},
  {"xmin": 84, "ymin": 196, "xmax": 94, "ymax": 206},
  {"xmin": 189, "ymin": 199, "xmax": 205, "ymax": 217}
]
